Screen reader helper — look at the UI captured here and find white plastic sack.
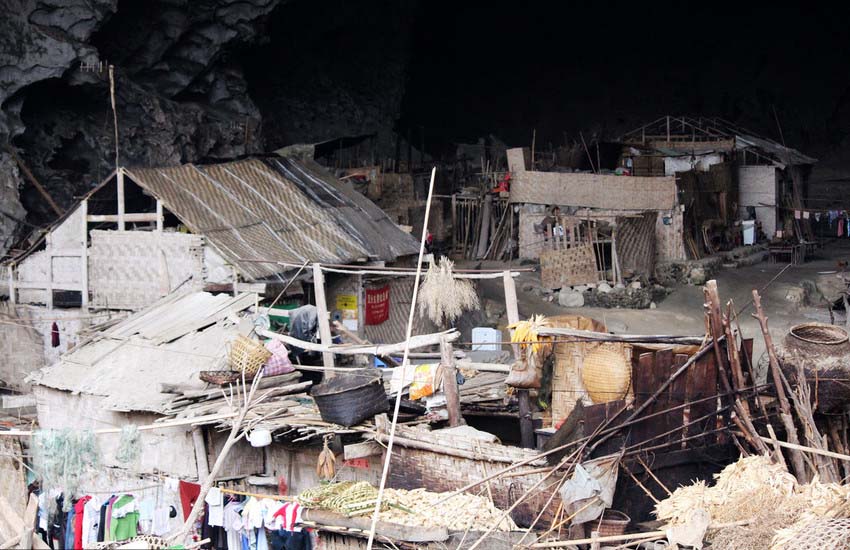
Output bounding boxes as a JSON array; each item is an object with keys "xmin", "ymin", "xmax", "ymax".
[{"xmin": 558, "ymin": 455, "xmax": 619, "ymax": 525}]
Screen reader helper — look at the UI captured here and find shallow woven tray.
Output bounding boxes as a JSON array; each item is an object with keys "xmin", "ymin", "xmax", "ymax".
[
  {"xmin": 200, "ymin": 370, "xmax": 248, "ymax": 385},
  {"xmin": 790, "ymin": 323, "xmax": 849, "ymax": 345}
]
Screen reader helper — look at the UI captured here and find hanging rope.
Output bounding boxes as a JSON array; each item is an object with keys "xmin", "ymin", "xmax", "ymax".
[{"xmin": 109, "ymin": 65, "xmax": 119, "ymax": 168}]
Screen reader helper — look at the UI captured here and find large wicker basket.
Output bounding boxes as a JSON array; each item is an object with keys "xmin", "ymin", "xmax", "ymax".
[
  {"xmin": 229, "ymin": 335, "xmax": 272, "ymax": 376},
  {"xmin": 581, "ymin": 348, "xmax": 632, "ymax": 404},
  {"xmin": 311, "ymin": 370, "xmax": 388, "ymax": 427}
]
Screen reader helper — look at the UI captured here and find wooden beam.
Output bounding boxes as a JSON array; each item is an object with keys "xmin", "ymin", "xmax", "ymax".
[
  {"xmin": 258, "ymin": 328, "xmax": 459, "ymax": 356},
  {"xmin": 86, "ymin": 213, "xmax": 159, "ymax": 223},
  {"xmin": 503, "ymin": 270, "xmax": 534, "ymax": 448},
  {"xmin": 440, "ymin": 336, "xmax": 464, "ymax": 427},
  {"xmin": 312, "ymin": 262, "xmax": 335, "ymax": 374},
  {"xmin": 3, "ymin": 145, "xmax": 63, "ymax": 217},
  {"xmin": 156, "ymin": 200, "xmax": 164, "ymax": 232},
  {"xmin": 344, "ymin": 440, "xmax": 382, "ymax": 460},
  {"xmin": 192, "ymin": 427, "xmax": 210, "ymax": 481},
  {"xmin": 116, "ymin": 167, "xmax": 126, "ymax": 230}
]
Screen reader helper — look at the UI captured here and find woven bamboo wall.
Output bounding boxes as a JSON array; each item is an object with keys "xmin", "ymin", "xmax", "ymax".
[
  {"xmin": 510, "ymin": 171, "xmax": 677, "ymax": 210},
  {"xmin": 547, "ymin": 315, "xmax": 633, "ymax": 427},
  {"xmin": 655, "ymin": 207, "xmax": 686, "ymax": 262},
  {"xmin": 615, "ymin": 212, "xmax": 657, "ymax": 276},
  {"xmin": 89, "ymin": 230, "xmax": 205, "ymax": 310}
]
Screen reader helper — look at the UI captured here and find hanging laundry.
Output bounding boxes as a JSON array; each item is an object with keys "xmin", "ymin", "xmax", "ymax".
[
  {"xmin": 51, "ymin": 322, "xmax": 60, "ymax": 348},
  {"xmin": 178, "ymin": 480, "xmax": 201, "ymax": 521},
  {"xmin": 839, "ymin": 217, "xmax": 845, "ymax": 237},
  {"xmin": 110, "ymin": 494, "xmax": 140, "ymax": 541},
  {"xmin": 223, "ymin": 500, "xmax": 245, "ymax": 550},
  {"xmin": 73, "ymin": 495, "xmax": 92, "ymax": 549},
  {"xmin": 82, "ymin": 496, "xmax": 101, "ymax": 547},
  {"xmin": 271, "ymin": 502, "xmax": 302, "ymax": 532},
  {"xmin": 803, "ymin": 211, "xmax": 810, "ymax": 220},
  {"xmin": 206, "ymin": 487, "xmax": 225, "ymax": 527}
]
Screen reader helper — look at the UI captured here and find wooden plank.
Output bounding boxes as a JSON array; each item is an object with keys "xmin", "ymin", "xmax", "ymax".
[
  {"xmin": 19, "ymin": 493, "xmax": 37, "ymax": 550},
  {"xmin": 86, "ymin": 213, "xmax": 159, "ymax": 223},
  {"xmin": 670, "ymin": 353, "xmax": 690, "ymax": 446},
  {"xmin": 344, "ymin": 440, "xmax": 382, "ymax": 459},
  {"xmin": 631, "ymin": 352, "xmax": 657, "ymax": 444},
  {"xmin": 652, "ymin": 348, "xmax": 674, "ymax": 444},
  {"xmin": 312, "ymin": 263, "xmax": 335, "ymax": 374}
]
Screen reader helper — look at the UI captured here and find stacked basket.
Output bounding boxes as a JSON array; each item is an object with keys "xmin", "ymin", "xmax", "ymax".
[{"xmin": 200, "ymin": 335, "xmax": 272, "ymax": 385}]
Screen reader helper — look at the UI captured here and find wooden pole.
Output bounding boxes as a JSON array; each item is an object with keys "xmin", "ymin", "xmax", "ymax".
[
  {"xmin": 440, "ymin": 336, "xmax": 464, "ymax": 427},
  {"xmin": 530, "ymin": 520, "xmax": 751, "ymax": 548},
  {"xmin": 503, "ymin": 270, "xmax": 534, "ymax": 448},
  {"xmin": 191, "ymin": 427, "xmax": 210, "ymax": 481},
  {"xmin": 3, "ymin": 145, "xmax": 63, "ymax": 217},
  {"xmin": 704, "ymin": 281, "xmax": 768, "ymax": 454},
  {"xmin": 80, "ymin": 199, "xmax": 89, "ymax": 309},
  {"xmin": 751, "ymin": 290, "xmax": 807, "ymax": 482},
  {"xmin": 312, "ymin": 263, "xmax": 335, "ymax": 375},
  {"xmin": 116, "ymin": 167, "xmax": 126, "ymax": 230}
]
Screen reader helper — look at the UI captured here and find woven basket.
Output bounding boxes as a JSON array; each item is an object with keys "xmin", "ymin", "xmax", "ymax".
[
  {"xmin": 581, "ymin": 347, "xmax": 631, "ymax": 404},
  {"xmin": 596, "ymin": 509, "xmax": 629, "ymax": 537},
  {"xmin": 229, "ymin": 335, "xmax": 272, "ymax": 375},
  {"xmin": 790, "ymin": 323, "xmax": 849, "ymax": 345},
  {"xmin": 199, "ymin": 370, "xmax": 244, "ymax": 385},
  {"xmin": 311, "ymin": 370, "xmax": 388, "ymax": 427}
]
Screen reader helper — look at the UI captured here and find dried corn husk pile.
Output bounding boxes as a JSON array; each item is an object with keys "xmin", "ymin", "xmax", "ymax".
[
  {"xmin": 654, "ymin": 455, "xmax": 850, "ymax": 550},
  {"xmin": 380, "ymin": 488, "xmax": 517, "ymax": 532},
  {"xmin": 298, "ymin": 482, "xmax": 516, "ymax": 531},
  {"xmin": 417, "ymin": 257, "xmax": 479, "ymax": 325}
]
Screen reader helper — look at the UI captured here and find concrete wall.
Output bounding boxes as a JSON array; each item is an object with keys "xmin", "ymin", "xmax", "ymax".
[
  {"xmin": 33, "ymin": 386, "xmax": 199, "ymax": 479},
  {"xmin": 0, "ymin": 304, "xmax": 99, "ymax": 390},
  {"xmin": 737, "ymin": 165, "xmax": 778, "ymax": 236}
]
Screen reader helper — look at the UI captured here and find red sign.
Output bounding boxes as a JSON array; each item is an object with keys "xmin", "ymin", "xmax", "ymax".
[
  {"xmin": 365, "ymin": 285, "xmax": 390, "ymax": 325},
  {"xmin": 343, "ymin": 458, "xmax": 370, "ymax": 469}
]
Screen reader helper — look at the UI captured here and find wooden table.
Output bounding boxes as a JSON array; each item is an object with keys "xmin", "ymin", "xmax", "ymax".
[{"xmin": 768, "ymin": 243, "xmax": 803, "ymax": 265}]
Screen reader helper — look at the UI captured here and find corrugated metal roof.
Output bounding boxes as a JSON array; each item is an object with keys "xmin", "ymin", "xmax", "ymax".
[
  {"xmin": 29, "ymin": 291, "xmax": 256, "ymax": 413},
  {"xmin": 735, "ymin": 133, "xmax": 818, "ymax": 168},
  {"xmin": 126, "ymin": 158, "xmax": 418, "ymax": 280}
]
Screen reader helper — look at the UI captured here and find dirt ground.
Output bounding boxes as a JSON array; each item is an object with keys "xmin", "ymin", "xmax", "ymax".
[{"xmin": 473, "ymin": 239, "xmax": 850, "ymax": 380}]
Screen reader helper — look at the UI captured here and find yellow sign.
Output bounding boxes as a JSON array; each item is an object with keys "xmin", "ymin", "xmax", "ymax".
[{"xmin": 336, "ymin": 294, "xmax": 357, "ymax": 311}]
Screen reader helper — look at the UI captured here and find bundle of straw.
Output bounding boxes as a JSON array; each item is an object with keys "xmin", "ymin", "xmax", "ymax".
[{"xmin": 417, "ymin": 257, "xmax": 479, "ymax": 326}]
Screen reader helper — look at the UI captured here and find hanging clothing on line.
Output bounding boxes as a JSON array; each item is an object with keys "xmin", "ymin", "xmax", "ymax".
[
  {"xmin": 179, "ymin": 480, "xmax": 201, "ymax": 521},
  {"xmin": 73, "ymin": 496, "xmax": 92, "ymax": 549}
]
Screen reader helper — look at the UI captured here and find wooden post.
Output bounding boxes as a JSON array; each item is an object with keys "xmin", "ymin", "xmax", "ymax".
[
  {"xmin": 752, "ymin": 290, "xmax": 808, "ymax": 482},
  {"xmin": 313, "ymin": 263, "xmax": 335, "ymax": 375},
  {"xmin": 504, "ymin": 270, "xmax": 534, "ymax": 448},
  {"xmin": 704, "ymin": 281, "xmax": 768, "ymax": 455},
  {"xmin": 117, "ymin": 168, "xmax": 126, "ymax": 230},
  {"xmin": 46, "ymin": 253, "xmax": 53, "ymax": 310},
  {"xmin": 7, "ymin": 263, "xmax": 15, "ymax": 306},
  {"xmin": 19, "ymin": 493, "xmax": 37, "ymax": 550},
  {"xmin": 357, "ymin": 273, "xmax": 366, "ymax": 340},
  {"xmin": 191, "ymin": 427, "xmax": 210, "ymax": 481},
  {"xmin": 440, "ymin": 336, "xmax": 464, "ymax": 427},
  {"xmin": 80, "ymin": 200, "xmax": 89, "ymax": 309},
  {"xmin": 156, "ymin": 200, "xmax": 164, "ymax": 232}
]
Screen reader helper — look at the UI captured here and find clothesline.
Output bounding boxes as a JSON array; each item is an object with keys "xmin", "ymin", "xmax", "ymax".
[{"xmin": 218, "ymin": 487, "xmax": 296, "ymax": 502}]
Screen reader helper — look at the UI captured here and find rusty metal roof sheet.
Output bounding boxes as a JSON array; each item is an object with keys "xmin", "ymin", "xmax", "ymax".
[{"xmin": 126, "ymin": 158, "xmax": 418, "ymax": 280}]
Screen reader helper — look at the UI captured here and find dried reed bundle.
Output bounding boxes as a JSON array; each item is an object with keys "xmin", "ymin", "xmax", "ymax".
[
  {"xmin": 656, "ymin": 455, "xmax": 850, "ymax": 550},
  {"xmin": 417, "ymin": 257, "xmax": 479, "ymax": 326}
]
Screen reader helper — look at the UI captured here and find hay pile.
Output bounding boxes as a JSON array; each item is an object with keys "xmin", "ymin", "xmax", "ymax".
[
  {"xmin": 654, "ymin": 455, "xmax": 850, "ymax": 550},
  {"xmin": 417, "ymin": 257, "xmax": 479, "ymax": 325}
]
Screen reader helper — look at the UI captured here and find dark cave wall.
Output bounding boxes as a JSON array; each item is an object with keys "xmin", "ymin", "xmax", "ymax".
[{"xmin": 0, "ymin": 0, "xmax": 417, "ymax": 253}]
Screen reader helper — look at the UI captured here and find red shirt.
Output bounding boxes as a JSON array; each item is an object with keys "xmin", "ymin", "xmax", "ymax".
[{"xmin": 73, "ymin": 495, "xmax": 92, "ymax": 550}]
